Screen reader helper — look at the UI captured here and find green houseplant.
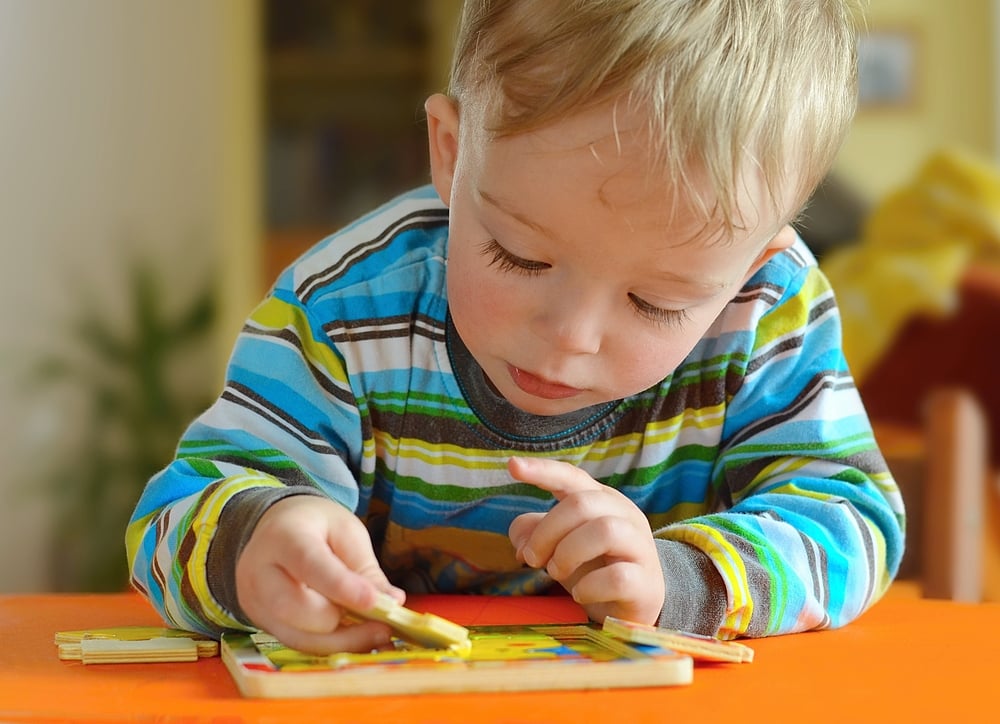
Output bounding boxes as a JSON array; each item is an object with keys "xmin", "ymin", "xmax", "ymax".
[{"xmin": 25, "ymin": 259, "xmax": 216, "ymax": 591}]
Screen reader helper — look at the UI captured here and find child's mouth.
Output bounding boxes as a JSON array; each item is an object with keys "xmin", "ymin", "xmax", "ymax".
[{"xmin": 507, "ymin": 365, "xmax": 583, "ymax": 400}]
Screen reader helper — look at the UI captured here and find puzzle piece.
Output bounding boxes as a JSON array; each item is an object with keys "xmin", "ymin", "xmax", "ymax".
[
  {"xmin": 55, "ymin": 626, "xmax": 219, "ymax": 664},
  {"xmin": 602, "ymin": 616, "xmax": 754, "ymax": 663},
  {"xmin": 348, "ymin": 592, "xmax": 471, "ymax": 654}
]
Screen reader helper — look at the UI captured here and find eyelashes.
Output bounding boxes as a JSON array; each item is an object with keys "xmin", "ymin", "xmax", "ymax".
[
  {"xmin": 478, "ymin": 238, "xmax": 690, "ymax": 328},
  {"xmin": 480, "ymin": 238, "xmax": 549, "ymax": 276},
  {"xmin": 627, "ymin": 294, "xmax": 691, "ymax": 327}
]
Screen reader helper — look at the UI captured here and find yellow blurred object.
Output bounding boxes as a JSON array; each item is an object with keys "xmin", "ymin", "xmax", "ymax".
[
  {"xmin": 822, "ymin": 148, "xmax": 1000, "ymax": 383},
  {"xmin": 867, "ymin": 151, "xmax": 1000, "ymax": 257},
  {"xmin": 822, "ymin": 243, "xmax": 967, "ymax": 382}
]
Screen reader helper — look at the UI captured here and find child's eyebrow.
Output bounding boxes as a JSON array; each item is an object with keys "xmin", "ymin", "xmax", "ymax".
[
  {"xmin": 477, "ymin": 188, "xmax": 559, "ymax": 239},
  {"xmin": 647, "ymin": 269, "xmax": 728, "ymax": 292}
]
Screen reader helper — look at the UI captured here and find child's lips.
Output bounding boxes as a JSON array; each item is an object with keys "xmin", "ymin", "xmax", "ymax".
[{"xmin": 507, "ymin": 365, "xmax": 583, "ymax": 400}]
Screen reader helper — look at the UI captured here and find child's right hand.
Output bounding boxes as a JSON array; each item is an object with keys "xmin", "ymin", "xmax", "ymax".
[{"xmin": 234, "ymin": 495, "xmax": 405, "ymax": 655}]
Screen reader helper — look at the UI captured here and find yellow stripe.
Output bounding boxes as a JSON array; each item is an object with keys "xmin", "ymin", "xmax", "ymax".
[
  {"xmin": 756, "ymin": 455, "xmax": 811, "ymax": 479},
  {"xmin": 375, "ymin": 431, "xmax": 517, "ymax": 469},
  {"xmin": 767, "ymin": 481, "xmax": 839, "ymax": 502},
  {"xmin": 125, "ymin": 510, "xmax": 158, "ymax": 573},
  {"xmin": 582, "ymin": 433, "xmax": 644, "ymax": 461},
  {"xmin": 729, "ymin": 457, "xmax": 819, "ymax": 499},
  {"xmin": 249, "ymin": 297, "xmax": 349, "ymax": 386},
  {"xmin": 374, "ymin": 408, "xmax": 726, "ymax": 471},
  {"xmin": 753, "ymin": 267, "xmax": 828, "ymax": 352},
  {"xmin": 868, "ymin": 521, "xmax": 892, "ymax": 600},
  {"xmin": 666, "ymin": 523, "xmax": 753, "ymax": 638},
  {"xmin": 587, "ymin": 406, "xmax": 726, "ymax": 458},
  {"xmin": 187, "ymin": 474, "xmax": 287, "ymax": 629}
]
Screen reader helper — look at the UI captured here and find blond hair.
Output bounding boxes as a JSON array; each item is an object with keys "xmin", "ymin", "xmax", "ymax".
[{"xmin": 448, "ymin": 0, "xmax": 864, "ymax": 234}]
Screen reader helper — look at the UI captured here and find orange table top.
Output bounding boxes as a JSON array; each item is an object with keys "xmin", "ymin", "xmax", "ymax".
[{"xmin": 1, "ymin": 589, "xmax": 996, "ymax": 723}]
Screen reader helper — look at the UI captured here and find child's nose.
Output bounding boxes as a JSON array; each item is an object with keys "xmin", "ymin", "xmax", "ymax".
[{"xmin": 536, "ymin": 292, "xmax": 605, "ymax": 354}]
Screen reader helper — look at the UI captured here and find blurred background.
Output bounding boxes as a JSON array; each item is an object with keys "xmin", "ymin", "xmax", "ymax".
[{"xmin": 0, "ymin": 0, "xmax": 996, "ymax": 593}]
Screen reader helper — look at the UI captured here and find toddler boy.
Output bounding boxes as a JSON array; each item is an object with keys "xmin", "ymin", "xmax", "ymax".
[{"xmin": 128, "ymin": 0, "xmax": 904, "ymax": 654}]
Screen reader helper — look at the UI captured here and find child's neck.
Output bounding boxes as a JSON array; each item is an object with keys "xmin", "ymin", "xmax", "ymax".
[{"xmin": 445, "ymin": 313, "xmax": 618, "ymax": 442}]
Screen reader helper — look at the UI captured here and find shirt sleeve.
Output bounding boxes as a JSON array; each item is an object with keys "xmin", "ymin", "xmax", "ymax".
[
  {"xmin": 125, "ymin": 289, "xmax": 366, "ymax": 637},
  {"xmin": 654, "ymin": 261, "xmax": 906, "ymax": 639}
]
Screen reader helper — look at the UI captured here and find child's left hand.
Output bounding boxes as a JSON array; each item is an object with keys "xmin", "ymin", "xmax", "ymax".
[{"xmin": 507, "ymin": 456, "xmax": 665, "ymax": 625}]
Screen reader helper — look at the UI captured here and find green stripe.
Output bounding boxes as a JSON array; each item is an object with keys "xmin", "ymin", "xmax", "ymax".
[
  {"xmin": 375, "ymin": 459, "xmax": 550, "ymax": 503},
  {"xmin": 370, "ymin": 392, "xmax": 479, "ymax": 425},
  {"xmin": 184, "ymin": 457, "xmax": 223, "ymax": 479},
  {"xmin": 601, "ymin": 444, "xmax": 717, "ymax": 489}
]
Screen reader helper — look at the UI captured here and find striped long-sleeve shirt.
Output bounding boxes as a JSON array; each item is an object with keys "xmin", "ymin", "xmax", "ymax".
[{"xmin": 126, "ymin": 185, "xmax": 905, "ymax": 640}]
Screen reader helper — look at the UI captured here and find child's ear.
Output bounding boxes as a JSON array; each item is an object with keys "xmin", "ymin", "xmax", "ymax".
[
  {"xmin": 743, "ymin": 225, "xmax": 797, "ymax": 283},
  {"xmin": 425, "ymin": 93, "xmax": 461, "ymax": 207}
]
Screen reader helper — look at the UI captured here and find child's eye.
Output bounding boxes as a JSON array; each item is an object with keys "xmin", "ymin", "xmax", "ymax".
[
  {"xmin": 628, "ymin": 293, "xmax": 690, "ymax": 327},
  {"xmin": 480, "ymin": 239, "xmax": 550, "ymax": 276}
]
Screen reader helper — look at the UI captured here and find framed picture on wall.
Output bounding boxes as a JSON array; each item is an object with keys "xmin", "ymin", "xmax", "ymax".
[{"xmin": 857, "ymin": 29, "xmax": 918, "ymax": 109}]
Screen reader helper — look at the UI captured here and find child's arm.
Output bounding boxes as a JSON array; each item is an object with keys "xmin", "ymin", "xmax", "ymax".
[
  {"xmin": 126, "ymin": 293, "xmax": 375, "ymax": 640},
  {"xmin": 652, "ymin": 262, "xmax": 905, "ymax": 639}
]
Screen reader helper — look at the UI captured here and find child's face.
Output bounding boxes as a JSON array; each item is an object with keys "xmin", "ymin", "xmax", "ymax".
[{"xmin": 427, "ymin": 95, "xmax": 794, "ymax": 416}]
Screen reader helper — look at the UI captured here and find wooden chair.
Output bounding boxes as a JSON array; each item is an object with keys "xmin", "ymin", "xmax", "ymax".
[{"xmin": 875, "ymin": 388, "xmax": 1000, "ymax": 602}]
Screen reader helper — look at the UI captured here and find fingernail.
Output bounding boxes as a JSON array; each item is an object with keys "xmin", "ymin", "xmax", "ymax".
[{"xmin": 522, "ymin": 546, "xmax": 537, "ymax": 567}]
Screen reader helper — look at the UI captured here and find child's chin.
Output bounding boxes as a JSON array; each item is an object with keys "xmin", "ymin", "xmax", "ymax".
[{"xmin": 506, "ymin": 392, "xmax": 595, "ymax": 418}]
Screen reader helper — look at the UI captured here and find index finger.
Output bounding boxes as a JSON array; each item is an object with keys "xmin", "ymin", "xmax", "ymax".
[
  {"xmin": 279, "ymin": 540, "xmax": 383, "ymax": 614},
  {"xmin": 507, "ymin": 456, "xmax": 604, "ymax": 499},
  {"xmin": 326, "ymin": 517, "xmax": 405, "ymax": 601}
]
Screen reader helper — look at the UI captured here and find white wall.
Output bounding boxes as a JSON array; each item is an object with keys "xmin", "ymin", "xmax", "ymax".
[{"xmin": 0, "ymin": 0, "xmax": 259, "ymax": 591}]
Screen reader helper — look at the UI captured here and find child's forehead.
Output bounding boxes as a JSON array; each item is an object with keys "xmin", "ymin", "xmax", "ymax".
[
  {"xmin": 505, "ymin": 100, "xmax": 648, "ymax": 158},
  {"xmin": 477, "ymin": 122, "xmax": 778, "ymax": 250},
  {"xmin": 473, "ymin": 176, "xmax": 772, "ymax": 259}
]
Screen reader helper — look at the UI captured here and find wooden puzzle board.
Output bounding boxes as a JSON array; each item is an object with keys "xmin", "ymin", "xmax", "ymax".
[{"xmin": 222, "ymin": 623, "xmax": 693, "ymax": 698}]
